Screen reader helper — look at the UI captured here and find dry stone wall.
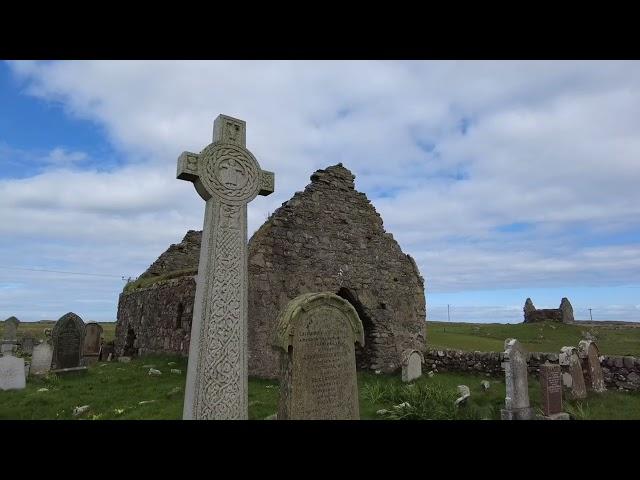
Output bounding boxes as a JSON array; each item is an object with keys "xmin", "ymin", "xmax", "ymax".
[{"xmin": 424, "ymin": 347, "xmax": 640, "ymax": 391}]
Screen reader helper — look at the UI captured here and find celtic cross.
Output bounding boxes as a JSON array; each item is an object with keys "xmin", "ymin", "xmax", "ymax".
[{"xmin": 178, "ymin": 114, "xmax": 274, "ymax": 420}]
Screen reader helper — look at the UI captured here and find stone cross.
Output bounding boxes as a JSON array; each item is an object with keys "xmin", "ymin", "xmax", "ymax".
[{"xmin": 178, "ymin": 114, "xmax": 274, "ymax": 420}]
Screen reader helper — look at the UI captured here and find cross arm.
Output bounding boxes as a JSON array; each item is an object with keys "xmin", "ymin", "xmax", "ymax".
[
  {"xmin": 259, "ymin": 170, "xmax": 275, "ymax": 196},
  {"xmin": 177, "ymin": 151, "xmax": 200, "ymax": 182}
]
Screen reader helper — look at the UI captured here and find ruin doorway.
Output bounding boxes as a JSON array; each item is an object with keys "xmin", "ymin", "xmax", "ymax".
[
  {"xmin": 124, "ymin": 326, "xmax": 137, "ymax": 357},
  {"xmin": 336, "ymin": 287, "xmax": 376, "ymax": 371}
]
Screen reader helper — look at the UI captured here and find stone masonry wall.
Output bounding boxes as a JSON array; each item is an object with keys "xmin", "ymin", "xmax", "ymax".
[
  {"xmin": 115, "ymin": 164, "xmax": 427, "ymax": 379},
  {"xmin": 115, "ymin": 276, "xmax": 195, "ymax": 357},
  {"xmin": 248, "ymin": 164, "xmax": 426, "ymax": 378},
  {"xmin": 424, "ymin": 347, "xmax": 640, "ymax": 391}
]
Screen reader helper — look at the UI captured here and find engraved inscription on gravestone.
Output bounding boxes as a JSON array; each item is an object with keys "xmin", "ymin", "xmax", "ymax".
[
  {"xmin": 540, "ymin": 363, "xmax": 563, "ymax": 416},
  {"xmin": 52, "ymin": 312, "xmax": 85, "ymax": 370},
  {"xmin": 273, "ymin": 292, "xmax": 364, "ymax": 420}
]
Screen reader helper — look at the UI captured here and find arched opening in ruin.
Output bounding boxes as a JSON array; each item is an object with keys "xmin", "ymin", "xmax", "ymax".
[
  {"xmin": 124, "ymin": 326, "xmax": 137, "ymax": 357},
  {"xmin": 336, "ymin": 287, "xmax": 376, "ymax": 371},
  {"xmin": 176, "ymin": 303, "xmax": 184, "ymax": 330}
]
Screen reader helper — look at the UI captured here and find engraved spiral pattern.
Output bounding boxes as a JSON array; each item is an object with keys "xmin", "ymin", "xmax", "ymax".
[{"xmin": 200, "ymin": 143, "xmax": 260, "ymax": 205}]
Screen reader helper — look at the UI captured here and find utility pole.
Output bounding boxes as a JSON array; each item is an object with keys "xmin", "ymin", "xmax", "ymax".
[
  {"xmin": 589, "ymin": 308, "xmax": 593, "ymax": 321},
  {"xmin": 447, "ymin": 304, "xmax": 450, "ymax": 322}
]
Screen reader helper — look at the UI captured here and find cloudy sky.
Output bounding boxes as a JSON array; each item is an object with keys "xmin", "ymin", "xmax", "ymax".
[{"xmin": 1, "ymin": 60, "xmax": 639, "ymax": 323}]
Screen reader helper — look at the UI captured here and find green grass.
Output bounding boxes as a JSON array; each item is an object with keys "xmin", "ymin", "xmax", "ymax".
[
  {"xmin": 427, "ymin": 321, "xmax": 640, "ymax": 356},
  {"xmin": 2, "ymin": 354, "xmax": 640, "ymax": 420},
  {"xmin": 1, "ymin": 321, "xmax": 116, "ymax": 343},
  {"xmin": 122, "ymin": 269, "xmax": 197, "ymax": 293}
]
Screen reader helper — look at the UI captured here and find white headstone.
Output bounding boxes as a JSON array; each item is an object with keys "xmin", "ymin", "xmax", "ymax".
[
  {"xmin": 30, "ymin": 342, "xmax": 53, "ymax": 375},
  {"xmin": 178, "ymin": 115, "xmax": 274, "ymax": 420},
  {"xmin": 0, "ymin": 354, "xmax": 26, "ymax": 390},
  {"xmin": 500, "ymin": 338, "xmax": 533, "ymax": 420},
  {"xmin": 401, "ymin": 349, "xmax": 423, "ymax": 382}
]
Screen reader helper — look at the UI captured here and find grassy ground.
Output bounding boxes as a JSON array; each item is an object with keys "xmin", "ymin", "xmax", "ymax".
[
  {"xmin": 427, "ymin": 320, "xmax": 640, "ymax": 356},
  {"xmin": 2, "ymin": 355, "xmax": 640, "ymax": 420},
  {"xmin": 2, "ymin": 321, "xmax": 116, "ymax": 343}
]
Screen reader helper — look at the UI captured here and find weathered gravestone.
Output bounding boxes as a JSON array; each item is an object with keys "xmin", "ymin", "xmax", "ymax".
[
  {"xmin": 83, "ymin": 322, "xmax": 103, "ymax": 364},
  {"xmin": 500, "ymin": 339, "xmax": 534, "ymax": 420},
  {"xmin": 578, "ymin": 340, "xmax": 606, "ymax": 393},
  {"xmin": 21, "ymin": 335, "xmax": 35, "ymax": 355},
  {"xmin": 178, "ymin": 114, "xmax": 274, "ymax": 420},
  {"xmin": 401, "ymin": 349, "xmax": 423, "ymax": 383},
  {"xmin": 52, "ymin": 312, "xmax": 85, "ymax": 370},
  {"xmin": 3, "ymin": 316, "xmax": 19, "ymax": 341},
  {"xmin": 559, "ymin": 346, "xmax": 587, "ymax": 399},
  {"xmin": 1, "ymin": 342, "xmax": 16, "ymax": 355},
  {"xmin": 30, "ymin": 342, "xmax": 53, "ymax": 375},
  {"xmin": 273, "ymin": 292, "xmax": 364, "ymax": 420},
  {"xmin": 539, "ymin": 363, "xmax": 569, "ymax": 420},
  {"xmin": 0, "ymin": 354, "xmax": 26, "ymax": 390}
]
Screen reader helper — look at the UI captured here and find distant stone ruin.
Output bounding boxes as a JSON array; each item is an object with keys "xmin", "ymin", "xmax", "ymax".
[
  {"xmin": 116, "ymin": 163, "xmax": 426, "ymax": 378},
  {"xmin": 523, "ymin": 297, "xmax": 574, "ymax": 323}
]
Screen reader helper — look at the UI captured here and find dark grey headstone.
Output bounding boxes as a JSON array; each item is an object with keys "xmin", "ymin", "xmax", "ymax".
[
  {"xmin": 3, "ymin": 316, "xmax": 19, "ymax": 341},
  {"xmin": 52, "ymin": 312, "xmax": 85, "ymax": 370}
]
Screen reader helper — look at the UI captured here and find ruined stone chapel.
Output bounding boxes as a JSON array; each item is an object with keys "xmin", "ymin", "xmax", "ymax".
[{"xmin": 115, "ymin": 163, "xmax": 426, "ymax": 378}]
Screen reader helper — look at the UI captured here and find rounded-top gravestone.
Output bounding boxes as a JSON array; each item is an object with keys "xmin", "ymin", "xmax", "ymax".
[
  {"xmin": 3, "ymin": 316, "xmax": 19, "ymax": 341},
  {"xmin": 83, "ymin": 322, "xmax": 103, "ymax": 357},
  {"xmin": 401, "ymin": 349, "xmax": 424, "ymax": 383},
  {"xmin": 52, "ymin": 312, "xmax": 86, "ymax": 370},
  {"xmin": 273, "ymin": 292, "xmax": 364, "ymax": 420}
]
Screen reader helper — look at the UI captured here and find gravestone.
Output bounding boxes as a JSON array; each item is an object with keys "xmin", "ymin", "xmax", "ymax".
[
  {"xmin": 3, "ymin": 316, "xmax": 19, "ymax": 341},
  {"xmin": 83, "ymin": 322, "xmax": 103, "ymax": 364},
  {"xmin": 52, "ymin": 312, "xmax": 85, "ymax": 370},
  {"xmin": 0, "ymin": 354, "xmax": 26, "ymax": 390},
  {"xmin": 272, "ymin": 292, "xmax": 364, "ymax": 420},
  {"xmin": 178, "ymin": 114, "xmax": 274, "ymax": 420},
  {"xmin": 21, "ymin": 335, "xmax": 35, "ymax": 355},
  {"xmin": 578, "ymin": 340, "xmax": 606, "ymax": 393},
  {"xmin": 1, "ymin": 342, "xmax": 16, "ymax": 355},
  {"xmin": 401, "ymin": 349, "xmax": 423, "ymax": 382},
  {"xmin": 500, "ymin": 338, "xmax": 534, "ymax": 420},
  {"xmin": 31, "ymin": 342, "xmax": 53, "ymax": 375},
  {"xmin": 559, "ymin": 346, "xmax": 587, "ymax": 399},
  {"xmin": 539, "ymin": 363, "xmax": 569, "ymax": 420}
]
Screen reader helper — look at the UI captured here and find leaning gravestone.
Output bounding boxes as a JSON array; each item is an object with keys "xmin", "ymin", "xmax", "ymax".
[
  {"xmin": 83, "ymin": 322, "xmax": 103, "ymax": 364},
  {"xmin": 539, "ymin": 363, "xmax": 569, "ymax": 420},
  {"xmin": 31, "ymin": 342, "xmax": 54, "ymax": 375},
  {"xmin": 178, "ymin": 114, "xmax": 274, "ymax": 420},
  {"xmin": 273, "ymin": 292, "xmax": 364, "ymax": 420},
  {"xmin": 3, "ymin": 316, "xmax": 19, "ymax": 341},
  {"xmin": 559, "ymin": 346, "xmax": 587, "ymax": 399},
  {"xmin": 51, "ymin": 312, "xmax": 85, "ymax": 370},
  {"xmin": 401, "ymin": 349, "xmax": 423, "ymax": 383},
  {"xmin": 500, "ymin": 338, "xmax": 534, "ymax": 420},
  {"xmin": 578, "ymin": 340, "xmax": 606, "ymax": 393},
  {"xmin": 0, "ymin": 354, "xmax": 26, "ymax": 391}
]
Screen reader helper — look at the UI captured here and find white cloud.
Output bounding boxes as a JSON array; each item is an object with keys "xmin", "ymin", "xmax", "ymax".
[{"xmin": 3, "ymin": 60, "xmax": 640, "ymax": 321}]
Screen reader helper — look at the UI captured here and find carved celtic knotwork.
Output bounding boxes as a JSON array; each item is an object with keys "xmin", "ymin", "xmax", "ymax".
[
  {"xmin": 200, "ymin": 143, "xmax": 260, "ymax": 205},
  {"xmin": 194, "ymin": 202, "xmax": 244, "ymax": 419}
]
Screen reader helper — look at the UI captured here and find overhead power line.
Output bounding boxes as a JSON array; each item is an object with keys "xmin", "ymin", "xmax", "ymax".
[{"xmin": 0, "ymin": 266, "xmax": 126, "ymax": 279}]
